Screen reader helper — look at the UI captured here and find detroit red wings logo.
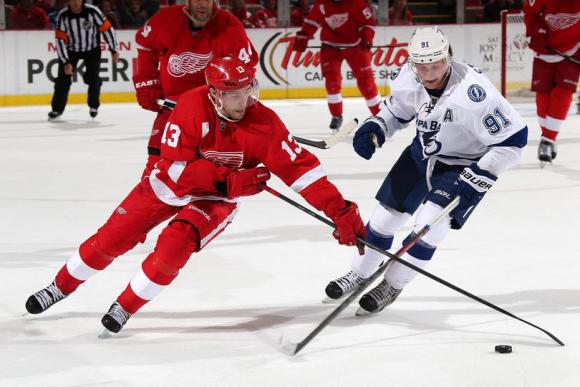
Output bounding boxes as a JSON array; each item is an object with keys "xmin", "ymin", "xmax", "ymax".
[
  {"xmin": 168, "ymin": 52, "xmax": 214, "ymax": 77},
  {"xmin": 324, "ymin": 13, "xmax": 348, "ymax": 30},
  {"xmin": 545, "ymin": 13, "xmax": 580, "ymax": 31},
  {"xmin": 201, "ymin": 150, "xmax": 243, "ymax": 168}
]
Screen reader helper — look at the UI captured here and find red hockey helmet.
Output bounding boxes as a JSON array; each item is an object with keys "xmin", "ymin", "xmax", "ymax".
[{"xmin": 205, "ymin": 57, "xmax": 256, "ymax": 92}]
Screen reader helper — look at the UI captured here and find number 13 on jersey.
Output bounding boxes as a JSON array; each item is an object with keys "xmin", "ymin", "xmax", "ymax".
[{"xmin": 161, "ymin": 122, "xmax": 181, "ymax": 147}]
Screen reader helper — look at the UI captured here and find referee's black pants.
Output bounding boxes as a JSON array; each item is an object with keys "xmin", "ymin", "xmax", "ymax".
[{"xmin": 51, "ymin": 48, "xmax": 102, "ymax": 113}]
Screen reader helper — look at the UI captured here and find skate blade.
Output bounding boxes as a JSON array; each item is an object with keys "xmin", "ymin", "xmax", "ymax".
[
  {"xmin": 539, "ymin": 160, "xmax": 552, "ymax": 168},
  {"xmin": 355, "ymin": 307, "xmax": 373, "ymax": 317},
  {"xmin": 98, "ymin": 328, "xmax": 116, "ymax": 339}
]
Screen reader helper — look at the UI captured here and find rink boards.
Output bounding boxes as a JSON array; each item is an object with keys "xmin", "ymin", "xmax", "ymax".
[{"xmin": 0, "ymin": 23, "xmax": 533, "ymax": 106}]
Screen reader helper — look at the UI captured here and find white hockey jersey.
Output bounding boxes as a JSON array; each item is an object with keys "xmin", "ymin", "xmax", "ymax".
[{"xmin": 378, "ymin": 59, "xmax": 528, "ymax": 177}]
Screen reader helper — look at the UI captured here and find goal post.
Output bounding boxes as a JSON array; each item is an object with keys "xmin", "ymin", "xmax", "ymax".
[{"xmin": 500, "ymin": 9, "xmax": 535, "ymax": 101}]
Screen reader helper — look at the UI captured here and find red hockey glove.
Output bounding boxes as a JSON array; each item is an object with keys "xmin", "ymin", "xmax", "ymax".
[
  {"xmin": 293, "ymin": 31, "xmax": 309, "ymax": 53},
  {"xmin": 528, "ymin": 24, "xmax": 549, "ymax": 54},
  {"xmin": 220, "ymin": 167, "xmax": 271, "ymax": 199},
  {"xmin": 360, "ymin": 27, "xmax": 373, "ymax": 49},
  {"xmin": 331, "ymin": 201, "xmax": 366, "ymax": 255},
  {"xmin": 133, "ymin": 77, "xmax": 162, "ymax": 112}
]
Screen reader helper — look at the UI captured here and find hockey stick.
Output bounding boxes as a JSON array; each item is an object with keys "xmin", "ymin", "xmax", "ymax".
[
  {"xmin": 264, "ymin": 186, "xmax": 565, "ymax": 355},
  {"xmin": 546, "ymin": 47, "xmax": 580, "ymax": 66},
  {"xmin": 294, "ymin": 119, "xmax": 358, "ymax": 149}
]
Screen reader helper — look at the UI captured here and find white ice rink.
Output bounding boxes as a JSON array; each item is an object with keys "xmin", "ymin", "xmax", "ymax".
[{"xmin": 1, "ymin": 98, "xmax": 579, "ymax": 387}]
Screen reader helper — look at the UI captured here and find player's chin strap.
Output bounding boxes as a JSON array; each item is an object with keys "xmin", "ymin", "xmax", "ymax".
[{"xmin": 207, "ymin": 93, "xmax": 240, "ymax": 123}]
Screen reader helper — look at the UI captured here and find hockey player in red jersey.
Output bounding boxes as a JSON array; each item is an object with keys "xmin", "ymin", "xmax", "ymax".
[
  {"xmin": 133, "ymin": 0, "xmax": 258, "ymax": 177},
  {"xmin": 523, "ymin": 0, "xmax": 580, "ymax": 166},
  {"xmin": 25, "ymin": 57, "xmax": 366, "ymax": 335},
  {"xmin": 293, "ymin": 0, "xmax": 381, "ymax": 130}
]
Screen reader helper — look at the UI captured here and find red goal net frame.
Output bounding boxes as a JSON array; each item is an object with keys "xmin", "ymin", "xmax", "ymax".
[{"xmin": 500, "ymin": 9, "xmax": 535, "ymax": 100}]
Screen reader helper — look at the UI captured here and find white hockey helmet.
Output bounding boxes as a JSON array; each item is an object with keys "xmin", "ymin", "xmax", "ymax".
[{"xmin": 408, "ymin": 26, "xmax": 450, "ymax": 64}]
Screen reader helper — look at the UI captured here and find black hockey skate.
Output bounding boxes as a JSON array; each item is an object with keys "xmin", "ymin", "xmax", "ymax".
[
  {"xmin": 47, "ymin": 111, "xmax": 62, "ymax": 121},
  {"xmin": 356, "ymin": 278, "xmax": 402, "ymax": 316},
  {"xmin": 538, "ymin": 137, "xmax": 557, "ymax": 168},
  {"xmin": 323, "ymin": 271, "xmax": 366, "ymax": 303},
  {"xmin": 25, "ymin": 281, "xmax": 68, "ymax": 314},
  {"xmin": 100, "ymin": 302, "xmax": 132, "ymax": 335},
  {"xmin": 329, "ymin": 115, "xmax": 343, "ymax": 131},
  {"xmin": 89, "ymin": 108, "xmax": 98, "ymax": 118}
]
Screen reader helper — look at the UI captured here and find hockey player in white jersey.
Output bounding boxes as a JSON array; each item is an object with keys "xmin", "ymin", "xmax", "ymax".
[{"xmin": 324, "ymin": 26, "xmax": 528, "ymax": 315}]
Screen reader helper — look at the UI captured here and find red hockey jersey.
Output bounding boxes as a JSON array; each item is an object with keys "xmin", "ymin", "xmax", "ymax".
[
  {"xmin": 135, "ymin": 6, "xmax": 258, "ymax": 99},
  {"xmin": 524, "ymin": 0, "xmax": 580, "ymax": 58},
  {"xmin": 301, "ymin": 0, "xmax": 376, "ymax": 47},
  {"xmin": 149, "ymin": 86, "xmax": 348, "ymax": 218}
]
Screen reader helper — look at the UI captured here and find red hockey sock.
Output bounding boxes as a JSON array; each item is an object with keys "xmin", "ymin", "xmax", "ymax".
[
  {"xmin": 369, "ymin": 103, "xmax": 381, "ymax": 115},
  {"xmin": 55, "ymin": 265, "xmax": 84, "ymax": 294},
  {"xmin": 536, "ymin": 92, "xmax": 549, "ymax": 118},
  {"xmin": 548, "ymin": 87, "xmax": 573, "ymax": 120},
  {"xmin": 541, "ymin": 127, "xmax": 558, "ymax": 141},
  {"xmin": 54, "ymin": 235, "xmax": 115, "ymax": 294},
  {"xmin": 541, "ymin": 87, "xmax": 573, "ymax": 141},
  {"xmin": 117, "ymin": 284, "xmax": 148, "ymax": 315},
  {"xmin": 328, "ymin": 102, "xmax": 342, "ymax": 117}
]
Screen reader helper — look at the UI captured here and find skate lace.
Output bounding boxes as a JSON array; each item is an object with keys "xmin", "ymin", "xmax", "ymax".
[
  {"xmin": 108, "ymin": 302, "xmax": 131, "ymax": 325},
  {"xmin": 539, "ymin": 142, "xmax": 552, "ymax": 156},
  {"xmin": 35, "ymin": 283, "xmax": 66, "ymax": 310},
  {"xmin": 368, "ymin": 279, "xmax": 400, "ymax": 305},
  {"xmin": 335, "ymin": 271, "xmax": 365, "ymax": 291}
]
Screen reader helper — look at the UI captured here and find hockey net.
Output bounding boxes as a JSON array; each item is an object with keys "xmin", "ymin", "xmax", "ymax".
[{"xmin": 500, "ymin": 10, "xmax": 536, "ymax": 102}]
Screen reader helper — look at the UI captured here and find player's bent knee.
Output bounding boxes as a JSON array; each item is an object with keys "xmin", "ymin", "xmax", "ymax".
[
  {"xmin": 96, "ymin": 224, "xmax": 145, "ymax": 258},
  {"xmin": 78, "ymin": 234, "xmax": 117, "ymax": 270},
  {"xmin": 154, "ymin": 220, "xmax": 200, "ymax": 270},
  {"xmin": 369, "ymin": 203, "xmax": 412, "ymax": 237}
]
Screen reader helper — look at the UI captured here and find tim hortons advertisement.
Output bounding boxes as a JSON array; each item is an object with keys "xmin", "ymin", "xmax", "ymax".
[
  {"xmin": 0, "ymin": 25, "xmax": 523, "ymax": 104},
  {"xmin": 253, "ymin": 27, "xmax": 413, "ymax": 94}
]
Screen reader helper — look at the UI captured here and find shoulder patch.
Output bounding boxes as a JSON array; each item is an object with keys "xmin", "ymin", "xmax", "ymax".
[
  {"xmin": 467, "ymin": 84, "xmax": 486, "ymax": 103},
  {"xmin": 467, "ymin": 63, "xmax": 483, "ymax": 74}
]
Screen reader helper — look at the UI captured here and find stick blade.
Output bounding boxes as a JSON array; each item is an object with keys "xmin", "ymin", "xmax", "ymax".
[
  {"xmin": 323, "ymin": 118, "xmax": 359, "ymax": 148},
  {"xmin": 279, "ymin": 335, "xmax": 299, "ymax": 356},
  {"xmin": 293, "ymin": 118, "xmax": 359, "ymax": 149}
]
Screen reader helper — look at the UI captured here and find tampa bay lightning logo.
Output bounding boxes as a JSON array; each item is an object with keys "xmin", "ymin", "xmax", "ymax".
[
  {"xmin": 417, "ymin": 102, "xmax": 442, "ymax": 157},
  {"xmin": 467, "ymin": 84, "xmax": 486, "ymax": 102},
  {"xmin": 421, "ymin": 128, "xmax": 442, "ymax": 156}
]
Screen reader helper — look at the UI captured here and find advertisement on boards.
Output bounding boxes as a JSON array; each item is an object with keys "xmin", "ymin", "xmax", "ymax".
[{"xmin": 0, "ymin": 24, "xmax": 533, "ymax": 104}]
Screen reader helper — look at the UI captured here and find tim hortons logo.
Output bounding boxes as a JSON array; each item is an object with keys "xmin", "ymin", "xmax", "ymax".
[
  {"xmin": 260, "ymin": 32, "xmax": 409, "ymax": 86},
  {"xmin": 168, "ymin": 51, "xmax": 214, "ymax": 77}
]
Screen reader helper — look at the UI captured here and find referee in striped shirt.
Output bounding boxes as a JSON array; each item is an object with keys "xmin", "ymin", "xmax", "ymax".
[{"xmin": 49, "ymin": 0, "xmax": 119, "ymax": 120}]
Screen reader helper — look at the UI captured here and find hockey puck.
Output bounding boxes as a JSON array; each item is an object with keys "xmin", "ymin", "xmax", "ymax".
[{"xmin": 494, "ymin": 345, "xmax": 512, "ymax": 354}]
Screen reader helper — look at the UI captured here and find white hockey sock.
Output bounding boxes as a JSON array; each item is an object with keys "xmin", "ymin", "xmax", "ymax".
[
  {"xmin": 384, "ymin": 252, "xmax": 431, "ymax": 289},
  {"xmin": 351, "ymin": 247, "xmax": 385, "ymax": 278}
]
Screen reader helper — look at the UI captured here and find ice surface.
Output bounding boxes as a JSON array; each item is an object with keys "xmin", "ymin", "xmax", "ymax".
[{"xmin": 1, "ymin": 99, "xmax": 579, "ymax": 387}]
